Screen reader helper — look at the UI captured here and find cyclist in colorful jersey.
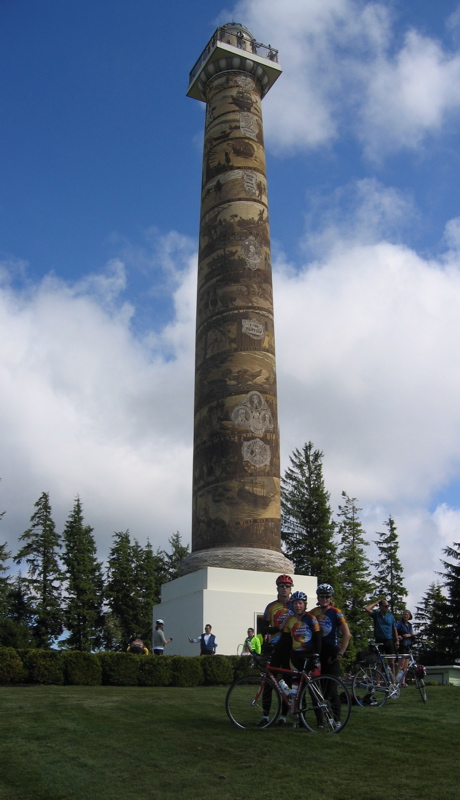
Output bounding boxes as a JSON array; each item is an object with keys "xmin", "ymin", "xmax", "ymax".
[
  {"xmin": 284, "ymin": 591, "xmax": 321, "ymax": 671},
  {"xmin": 261, "ymin": 574, "xmax": 294, "ymax": 647},
  {"xmin": 257, "ymin": 574, "xmax": 294, "ymax": 727},
  {"xmin": 308, "ymin": 583, "xmax": 351, "ymax": 680}
]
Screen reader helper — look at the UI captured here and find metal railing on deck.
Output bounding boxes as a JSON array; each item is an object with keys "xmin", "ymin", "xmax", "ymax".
[{"xmin": 189, "ymin": 26, "xmax": 279, "ymax": 84}]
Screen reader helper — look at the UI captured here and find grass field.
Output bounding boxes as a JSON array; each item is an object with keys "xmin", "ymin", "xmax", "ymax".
[{"xmin": 1, "ymin": 684, "xmax": 459, "ymax": 800}]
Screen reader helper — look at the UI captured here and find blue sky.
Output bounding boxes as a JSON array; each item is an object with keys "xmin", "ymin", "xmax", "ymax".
[{"xmin": 2, "ymin": 0, "xmax": 460, "ymax": 608}]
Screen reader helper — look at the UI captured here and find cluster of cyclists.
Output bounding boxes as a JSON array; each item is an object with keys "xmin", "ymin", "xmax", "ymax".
[{"xmin": 257, "ymin": 574, "xmax": 351, "ymax": 726}]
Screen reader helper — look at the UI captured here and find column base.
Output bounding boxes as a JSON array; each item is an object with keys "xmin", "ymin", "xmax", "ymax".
[{"xmin": 179, "ymin": 547, "xmax": 294, "ymax": 576}]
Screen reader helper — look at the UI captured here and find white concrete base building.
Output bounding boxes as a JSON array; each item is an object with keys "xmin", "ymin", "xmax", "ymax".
[{"xmin": 152, "ymin": 567, "xmax": 317, "ymax": 656}]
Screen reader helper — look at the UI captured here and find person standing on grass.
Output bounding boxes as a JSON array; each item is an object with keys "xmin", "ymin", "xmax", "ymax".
[
  {"xmin": 153, "ymin": 619, "xmax": 173, "ymax": 655},
  {"xmin": 283, "ymin": 591, "xmax": 322, "ymax": 671},
  {"xmin": 189, "ymin": 624, "xmax": 217, "ymax": 655},
  {"xmin": 308, "ymin": 583, "xmax": 351, "ymax": 680},
  {"xmin": 365, "ymin": 598, "xmax": 399, "ymax": 678},
  {"xmin": 257, "ymin": 574, "xmax": 295, "ymax": 727},
  {"xmin": 396, "ymin": 610, "xmax": 415, "ymax": 686},
  {"xmin": 242, "ymin": 627, "xmax": 261, "ymax": 655}
]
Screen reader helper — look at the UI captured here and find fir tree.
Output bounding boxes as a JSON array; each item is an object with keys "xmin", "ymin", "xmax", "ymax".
[
  {"xmin": 1, "ymin": 573, "xmax": 34, "ymax": 648},
  {"xmin": 281, "ymin": 442, "xmax": 336, "ymax": 582},
  {"xmin": 14, "ymin": 492, "xmax": 63, "ymax": 647},
  {"xmin": 414, "ymin": 582, "xmax": 449, "ymax": 664},
  {"xmin": 438, "ymin": 541, "xmax": 460, "ymax": 660},
  {"xmin": 158, "ymin": 532, "xmax": 190, "ymax": 584},
  {"xmin": 61, "ymin": 496, "xmax": 104, "ymax": 651},
  {"xmin": 104, "ymin": 530, "xmax": 140, "ymax": 648},
  {"xmin": 0, "ymin": 541, "xmax": 11, "ymax": 617},
  {"xmin": 336, "ymin": 492, "xmax": 375, "ymax": 654},
  {"xmin": 373, "ymin": 515, "xmax": 407, "ymax": 616}
]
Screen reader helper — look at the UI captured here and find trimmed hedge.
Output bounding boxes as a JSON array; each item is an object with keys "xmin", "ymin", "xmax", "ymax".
[
  {"xmin": 62, "ymin": 651, "xmax": 102, "ymax": 686},
  {"xmin": 228, "ymin": 654, "xmax": 259, "ymax": 681},
  {"xmin": 97, "ymin": 652, "xmax": 141, "ymax": 686},
  {"xmin": 170, "ymin": 656, "xmax": 204, "ymax": 687},
  {"xmin": 22, "ymin": 650, "xmax": 64, "ymax": 685},
  {"xmin": 0, "ymin": 646, "xmax": 26, "ymax": 684},
  {"xmin": 138, "ymin": 655, "xmax": 171, "ymax": 686},
  {"xmin": 0, "ymin": 648, "xmax": 264, "ymax": 687},
  {"xmin": 201, "ymin": 654, "xmax": 234, "ymax": 685}
]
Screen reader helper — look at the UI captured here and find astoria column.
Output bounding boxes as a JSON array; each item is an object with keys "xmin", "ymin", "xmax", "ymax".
[{"xmin": 180, "ymin": 23, "xmax": 293, "ymax": 575}]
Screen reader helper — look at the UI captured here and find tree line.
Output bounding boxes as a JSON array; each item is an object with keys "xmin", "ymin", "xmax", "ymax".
[
  {"xmin": 281, "ymin": 441, "xmax": 460, "ymax": 665},
  {"xmin": 0, "ymin": 491, "xmax": 189, "ymax": 652},
  {"xmin": 1, "ymin": 440, "xmax": 459, "ymax": 663}
]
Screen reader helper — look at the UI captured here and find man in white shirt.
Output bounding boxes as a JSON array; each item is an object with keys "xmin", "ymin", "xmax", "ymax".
[{"xmin": 189, "ymin": 624, "xmax": 217, "ymax": 655}]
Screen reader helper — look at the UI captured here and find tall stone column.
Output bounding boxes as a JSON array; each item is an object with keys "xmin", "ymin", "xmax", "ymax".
[{"xmin": 180, "ymin": 23, "xmax": 293, "ymax": 575}]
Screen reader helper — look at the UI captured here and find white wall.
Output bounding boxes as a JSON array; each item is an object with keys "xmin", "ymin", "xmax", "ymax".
[{"xmin": 152, "ymin": 567, "xmax": 317, "ymax": 656}]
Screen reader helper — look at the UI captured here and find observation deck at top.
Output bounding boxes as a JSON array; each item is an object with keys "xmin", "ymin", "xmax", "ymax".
[{"xmin": 187, "ymin": 23, "xmax": 282, "ymax": 102}]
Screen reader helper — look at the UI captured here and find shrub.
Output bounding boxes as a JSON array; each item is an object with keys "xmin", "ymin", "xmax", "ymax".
[
  {"xmin": 62, "ymin": 651, "xmax": 102, "ymax": 685},
  {"xmin": 22, "ymin": 650, "xmax": 64, "ymax": 685},
  {"xmin": 227, "ymin": 654, "xmax": 260, "ymax": 681},
  {"xmin": 138, "ymin": 655, "xmax": 172, "ymax": 686},
  {"xmin": 97, "ymin": 652, "xmax": 140, "ymax": 686},
  {"xmin": 0, "ymin": 647, "xmax": 26, "ymax": 684},
  {"xmin": 170, "ymin": 656, "xmax": 204, "ymax": 687},
  {"xmin": 201, "ymin": 655, "xmax": 234, "ymax": 685}
]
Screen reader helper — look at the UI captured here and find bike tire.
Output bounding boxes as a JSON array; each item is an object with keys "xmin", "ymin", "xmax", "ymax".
[
  {"xmin": 298, "ymin": 675, "xmax": 351, "ymax": 734},
  {"xmin": 414, "ymin": 672, "xmax": 428, "ymax": 703},
  {"xmin": 352, "ymin": 666, "xmax": 389, "ymax": 707},
  {"xmin": 225, "ymin": 674, "xmax": 281, "ymax": 729}
]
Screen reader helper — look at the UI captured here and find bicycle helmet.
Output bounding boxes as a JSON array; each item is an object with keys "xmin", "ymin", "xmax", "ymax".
[
  {"xmin": 316, "ymin": 583, "xmax": 334, "ymax": 596},
  {"xmin": 291, "ymin": 591, "xmax": 307, "ymax": 603},
  {"xmin": 276, "ymin": 574, "xmax": 293, "ymax": 586}
]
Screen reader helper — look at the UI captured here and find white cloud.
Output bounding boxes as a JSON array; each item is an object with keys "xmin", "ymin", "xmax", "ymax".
[
  {"xmin": 3, "ymin": 188, "xmax": 460, "ymax": 606},
  {"xmin": 231, "ymin": 0, "xmax": 460, "ymax": 157},
  {"xmin": 301, "ymin": 178, "xmax": 417, "ymax": 257},
  {"xmin": 0, "ymin": 240, "xmax": 197, "ymax": 565},
  {"xmin": 360, "ymin": 29, "xmax": 460, "ymax": 157}
]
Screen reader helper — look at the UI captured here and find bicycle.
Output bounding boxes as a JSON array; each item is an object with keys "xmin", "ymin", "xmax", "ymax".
[
  {"xmin": 225, "ymin": 651, "xmax": 352, "ymax": 733},
  {"xmin": 352, "ymin": 643, "xmax": 427, "ymax": 706},
  {"xmin": 396, "ymin": 650, "xmax": 428, "ymax": 702}
]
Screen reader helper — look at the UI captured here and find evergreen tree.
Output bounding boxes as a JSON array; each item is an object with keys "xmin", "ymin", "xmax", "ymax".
[
  {"xmin": 336, "ymin": 492, "xmax": 375, "ymax": 654},
  {"xmin": 373, "ymin": 515, "xmax": 407, "ymax": 616},
  {"xmin": 281, "ymin": 442, "xmax": 336, "ymax": 582},
  {"xmin": 414, "ymin": 582, "xmax": 449, "ymax": 664},
  {"xmin": 104, "ymin": 530, "xmax": 140, "ymax": 648},
  {"xmin": 158, "ymin": 532, "xmax": 190, "ymax": 584},
  {"xmin": 14, "ymin": 492, "xmax": 63, "ymax": 647},
  {"xmin": 1, "ymin": 573, "xmax": 34, "ymax": 648},
  {"xmin": 438, "ymin": 540, "xmax": 460, "ymax": 660},
  {"xmin": 61, "ymin": 496, "xmax": 104, "ymax": 651},
  {"xmin": 0, "ymin": 541, "xmax": 11, "ymax": 617},
  {"xmin": 141, "ymin": 540, "xmax": 163, "ymax": 608}
]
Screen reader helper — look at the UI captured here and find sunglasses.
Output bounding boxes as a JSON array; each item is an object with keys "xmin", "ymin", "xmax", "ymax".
[{"xmin": 318, "ymin": 595, "xmax": 331, "ymax": 598}]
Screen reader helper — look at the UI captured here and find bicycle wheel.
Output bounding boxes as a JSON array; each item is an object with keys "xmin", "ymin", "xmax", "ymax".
[
  {"xmin": 352, "ymin": 666, "xmax": 389, "ymax": 707},
  {"xmin": 414, "ymin": 672, "xmax": 428, "ymax": 703},
  {"xmin": 299, "ymin": 675, "xmax": 351, "ymax": 734},
  {"xmin": 225, "ymin": 674, "xmax": 281, "ymax": 729}
]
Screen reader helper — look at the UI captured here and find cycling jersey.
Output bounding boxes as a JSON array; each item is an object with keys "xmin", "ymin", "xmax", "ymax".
[
  {"xmin": 283, "ymin": 612, "xmax": 320, "ymax": 652},
  {"xmin": 309, "ymin": 605, "xmax": 347, "ymax": 648},
  {"xmin": 262, "ymin": 599, "xmax": 294, "ymax": 645}
]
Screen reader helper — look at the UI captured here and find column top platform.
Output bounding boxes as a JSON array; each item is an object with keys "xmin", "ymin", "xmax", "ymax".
[{"xmin": 187, "ymin": 22, "xmax": 282, "ymax": 101}]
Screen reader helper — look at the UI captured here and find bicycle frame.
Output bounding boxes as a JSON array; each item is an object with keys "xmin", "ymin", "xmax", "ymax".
[
  {"xmin": 255, "ymin": 659, "xmax": 308, "ymax": 714},
  {"xmin": 226, "ymin": 652, "xmax": 352, "ymax": 731},
  {"xmin": 352, "ymin": 643, "xmax": 427, "ymax": 706}
]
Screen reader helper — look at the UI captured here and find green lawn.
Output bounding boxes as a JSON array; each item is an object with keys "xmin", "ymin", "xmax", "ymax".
[{"xmin": 0, "ymin": 684, "xmax": 459, "ymax": 800}]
